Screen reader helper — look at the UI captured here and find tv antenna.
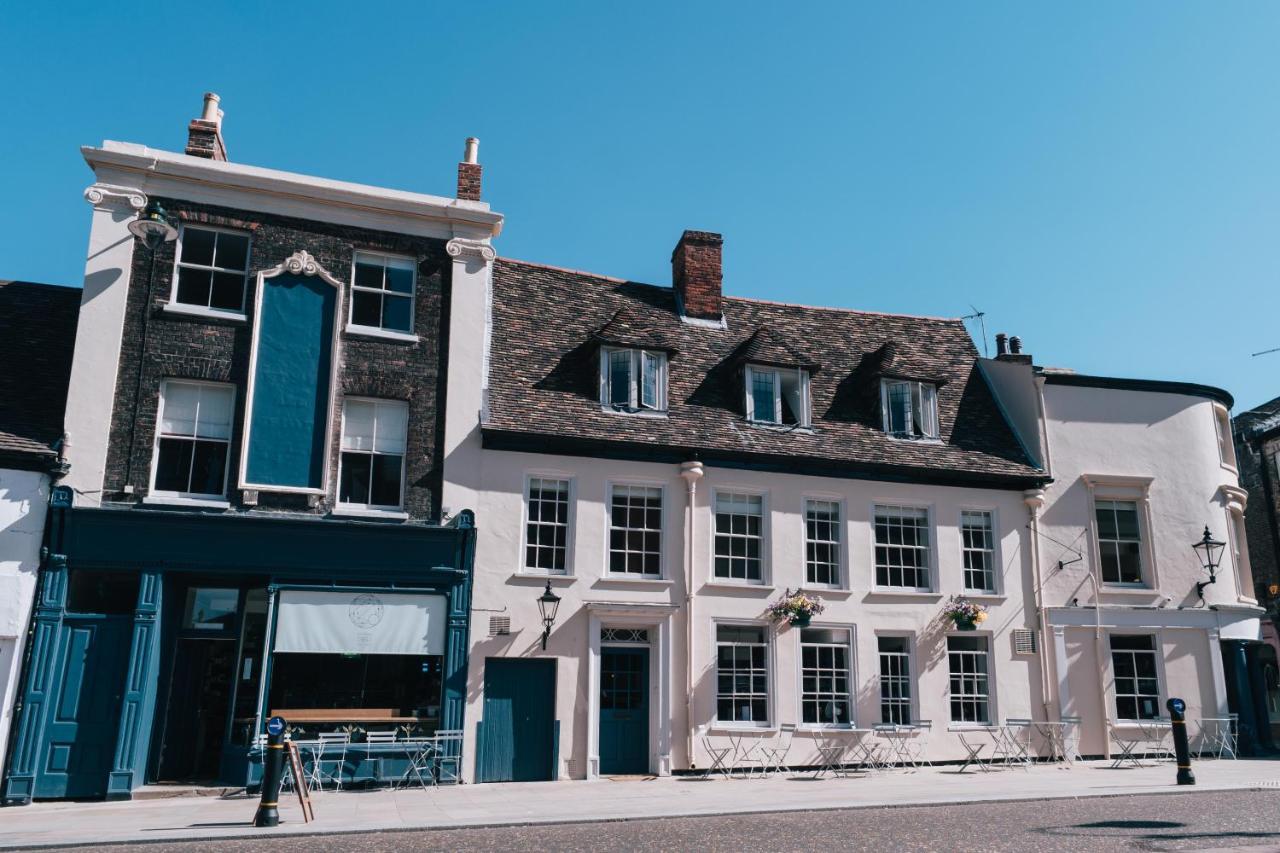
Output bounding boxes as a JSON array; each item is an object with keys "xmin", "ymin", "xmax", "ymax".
[
  {"xmin": 1252, "ymin": 346, "xmax": 1280, "ymax": 358},
  {"xmin": 961, "ymin": 305, "xmax": 988, "ymax": 357}
]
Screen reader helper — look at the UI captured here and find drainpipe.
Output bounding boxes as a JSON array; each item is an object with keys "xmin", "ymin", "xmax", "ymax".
[
  {"xmin": 679, "ymin": 460, "xmax": 704, "ymax": 768},
  {"xmin": 1023, "ymin": 489, "xmax": 1052, "ymax": 720}
]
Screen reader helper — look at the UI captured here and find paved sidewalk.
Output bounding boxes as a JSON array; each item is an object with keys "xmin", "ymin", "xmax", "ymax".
[{"xmin": 2, "ymin": 760, "xmax": 1278, "ymax": 850}]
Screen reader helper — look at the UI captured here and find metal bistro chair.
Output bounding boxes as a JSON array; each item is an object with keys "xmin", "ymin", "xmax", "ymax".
[
  {"xmin": 397, "ymin": 735, "xmax": 437, "ymax": 790},
  {"xmin": 433, "ymin": 729, "xmax": 465, "ymax": 785},
  {"xmin": 1109, "ymin": 722, "xmax": 1145, "ymax": 768},
  {"xmin": 760, "ymin": 724, "xmax": 797, "ymax": 775},
  {"xmin": 310, "ymin": 731, "xmax": 351, "ymax": 790},
  {"xmin": 364, "ymin": 730, "xmax": 399, "ymax": 785},
  {"xmin": 1003, "ymin": 719, "xmax": 1034, "ymax": 768},
  {"xmin": 871, "ymin": 724, "xmax": 905, "ymax": 769},
  {"xmin": 901, "ymin": 721, "xmax": 934, "ymax": 769},
  {"xmin": 956, "ymin": 731, "xmax": 990, "ymax": 773},
  {"xmin": 1059, "ymin": 716, "xmax": 1083, "ymax": 763},
  {"xmin": 1196, "ymin": 715, "xmax": 1238, "ymax": 760},
  {"xmin": 698, "ymin": 726, "xmax": 733, "ymax": 780}
]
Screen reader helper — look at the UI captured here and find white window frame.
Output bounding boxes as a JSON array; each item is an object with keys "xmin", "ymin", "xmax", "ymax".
[
  {"xmin": 522, "ymin": 474, "xmax": 575, "ymax": 575},
  {"xmin": 1107, "ymin": 631, "xmax": 1164, "ymax": 723},
  {"xmin": 946, "ymin": 633, "xmax": 994, "ymax": 727},
  {"xmin": 876, "ymin": 633, "xmax": 916, "ymax": 725},
  {"xmin": 1213, "ymin": 404, "xmax": 1237, "ymax": 471},
  {"xmin": 169, "ymin": 223, "xmax": 252, "ymax": 316},
  {"xmin": 605, "ymin": 481, "xmax": 666, "ymax": 579},
  {"xmin": 336, "ymin": 397, "xmax": 409, "ymax": 512},
  {"xmin": 713, "ymin": 620, "xmax": 773, "ymax": 729},
  {"xmin": 960, "ymin": 508, "xmax": 999, "ymax": 594},
  {"xmin": 744, "ymin": 365, "xmax": 810, "ymax": 427},
  {"xmin": 347, "ymin": 250, "xmax": 417, "ymax": 337},
  {"xmin": 1223, "ymin": 488, "xmax": 1255, "ymax": 603},
  {"xmin": 1083, "ymin": 475, "xmax": 1157, "ymax": 590},
  {"xmin": 711, "ymin": 488, "xmax": 769, "ymax": 585},
  {"xmin": 871, "ymin": 503, "xmax": 935, "ymax": 592},
  {"xmin": 599, "ymin": 347, "xmax": 668, "ymax": 413},
  {"xmin": 803, "ymin": 497, "xmax": 845, "ymax": 589},
  {"xmin": 880, "ymin": 379, "xmax": 939, "ymax": 440},
  {"xmin": 797, "ymin": 624, "xmax": 856, "ymax": 728},
  {"xmin": 149, "ymin": 379, "xmax": 236, "ymax": 501}
]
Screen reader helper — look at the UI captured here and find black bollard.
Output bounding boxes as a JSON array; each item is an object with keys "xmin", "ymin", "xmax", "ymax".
[
  {"xmin": 254, "ymin": 716, "xmax": 288, "ymax": 827},
  {"xmin": 1166, "ymin": 697, "xmax": 1195, "ymax": 786}
]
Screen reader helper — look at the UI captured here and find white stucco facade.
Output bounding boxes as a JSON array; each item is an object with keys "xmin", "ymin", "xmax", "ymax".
[{"xmin": 0, "ymin": 469, "xmax": 52, "ymax": 773}]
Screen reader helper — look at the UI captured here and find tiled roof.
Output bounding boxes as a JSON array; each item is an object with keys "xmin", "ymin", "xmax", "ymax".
[
  {"xmin": 733, "ymin": 325, "xmax": 818, "ymax": 371},
  {"xmin": 0, "ymin": 281, "xmax": 80, "ymax": 467},
  {"xmin": 484, "ymin": 260, "xmax": 1044, "ymax": 486},
  {"xmin": 593, "ymin": 305, "xmax": 678, "ymax": 352}
]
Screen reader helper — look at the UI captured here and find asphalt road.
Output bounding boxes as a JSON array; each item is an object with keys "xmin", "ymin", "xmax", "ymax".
[{"xmin": 41, "ymin": 790, "xmax": 1280, "ymax": 852}]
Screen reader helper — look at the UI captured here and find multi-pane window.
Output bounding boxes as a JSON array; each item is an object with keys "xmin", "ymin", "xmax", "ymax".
[
  {"xmin": 947, "ymin": 635, "xmax": 991, "ymax": 724},
  {"xmin": 602, "ymin": 348, "xmax": 666, "ymax": 412},
  {"xmin": 525, "ymin": 478, "xmax": 571, "ymax": 573},
  {"xmin": 609, "ymin": 485, "xmax": 663, "ymax": 576},
  {"xmin": 1095, "ymin": 500, "xmax": 1144, "ymax": 584},
  {"xmin": 714, "ymin": 492, "xmax": 764, "ymax": 582},
  {"xmin": 881, "ymin": 379, "xmax": 939, "ymax": 439},
  {"xmin": 338, "ymin": 399, "xmax": 408, "ymax": 509},
  {"xmin": 716, "ymin": 625, "xmax": 769, "ymax": 725},
  {"xmin": 173, "ymin": 226, "xmax": 250, "ymax": 312},
  {"xmin": 350, "ymin": 251, "xmax": 415, "ymax": 333},
  {"xmin": 805, "ymin": 500, "xmax": 841, "ymax": 586},
  {"xmin": 878, "ymin": 636, "xmax": 913, "ymax": 724},
  {"xmin": 744, "ymin": 366, "xmax": 809, "ymax": 426},
  {"xmin": 874, "ymin": 505, "xmax": 932, "ymax": 590},
  {"xmin": 801, "ymin": 627, "xmax": 852, "ymax": 726},
  {"xmin": 1111, "ymin": 635, "xmax": 1160, "ymax": 720},
  {"xmin": 1214, "ymin": 406, "xmax": 1237, "ymax": 468},
  {"xmin": 961, "ymin": 510, "xmax": 997, "ymax": 593},
  {"xmin": 152, "ymin": 380, "xmax": 235, "ymax": 498}
]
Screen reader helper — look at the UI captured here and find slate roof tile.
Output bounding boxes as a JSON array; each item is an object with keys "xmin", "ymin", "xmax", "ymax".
[{"xmin": 0, "ymin": 280, "xmax": 80, "ymax": 465}]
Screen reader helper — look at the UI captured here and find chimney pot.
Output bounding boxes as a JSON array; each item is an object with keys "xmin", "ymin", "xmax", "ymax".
[
  {"xmin": 457, "ymin": 137, "xmax": 483, "ymax": 201},
  {"xmin": 201, "ymin": 92, "xmax": 221, "ymax": 123},
  {"xmin": 995, "ymin": 333, "xmax": 1009, "ymax": 356},
  {"xmin": 1009, "ymin": 335, "xmax": 1023, "ymax": 354},
  {"xmin": 672, "ymin": 230, "xmax": 723, "ymax": 322},
  {"xmin": 186, "ymin": 92, "xmax": 228, "ymax": 161}
]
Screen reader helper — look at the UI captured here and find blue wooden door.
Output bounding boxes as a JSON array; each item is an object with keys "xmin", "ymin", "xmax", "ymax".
[
  {"xmin": 599, "ymin": 647, "xmax": 649, "ymax": 774},
  {"xmin": 34, "ymin": 617, "xmax": 131, "ymax": 799},
  {"xmin": 476, "ymin": 658, "xmax": 556, "ymax": 782}
]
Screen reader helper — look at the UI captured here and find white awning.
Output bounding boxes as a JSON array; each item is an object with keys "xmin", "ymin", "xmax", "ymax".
[{"xmin": 274, "ymin": 589, "xmax": 447, "ymax": 655}]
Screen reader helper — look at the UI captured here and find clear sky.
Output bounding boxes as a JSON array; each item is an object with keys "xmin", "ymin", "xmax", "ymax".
[{"xmin": 3, "ymin": 2, "xmax": 1278, "ymax": 410}]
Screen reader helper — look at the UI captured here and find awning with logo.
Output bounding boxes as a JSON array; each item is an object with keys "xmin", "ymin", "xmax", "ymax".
[{"xmin": 273, "ymin": 589, "xmax": 447, "ymax": 656}]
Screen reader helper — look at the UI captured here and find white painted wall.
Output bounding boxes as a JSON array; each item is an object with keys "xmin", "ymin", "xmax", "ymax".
[
  {"xmin": 459, "ymin": 448, "xmax": 1041, "ymax": 778},
  {"xmin": 0, "ymin": 469, "xmax": 50, "ymax": 772}
]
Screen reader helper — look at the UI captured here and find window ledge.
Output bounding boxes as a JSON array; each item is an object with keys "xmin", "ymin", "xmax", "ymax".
[
  {"xmin": 509, "ymin": 573, "xmax": 577, "ymax": 586},
  {"xmin": 330, "ymin": 507, "xmax": 409, "ymax": 521},
  {"xmin": 345, "ymin": 324, "xmax": 419, "ymax": 343},
  {"xmin": 745, "ymin": 421, "xmax": 816, "ymax": 434},
  {"xmin": 961, "ymin": 594, "xmax": 1007, "ymax": 603},
  {"xmin": 600, "ymin": 407, "xmax": 669, "ymax": 419},
  {"xmin": 595, "ymin": 577, "xmax": 674, "ymax": 587},
  {"xmin": 141, "ymin": 495, "xmax": 231, "ymax": 510},
  {"xmin": 947, "ymin": 724, "xmax": 995, "ymax": 732},
  {"xmin": 864, "ymin": 590, "xmax": 943, "ymax": 600},
  {"xmin": 162, "ymin": 303, "xmax": 247, "ymax": 323},
  {"xmin": 708, "ymin": 725, "xmax": 777, "ymax": 734},
  {"xmin": 887, "ymin": 435, "xmax": 943, "ymax": 445},
  {"xmin": 1097, "ymin": 586, "xmax": 1158, "ymax": 596},
  {"xmin": 702, "ymin": 582, "xmax": 776, "ymax": 593}
]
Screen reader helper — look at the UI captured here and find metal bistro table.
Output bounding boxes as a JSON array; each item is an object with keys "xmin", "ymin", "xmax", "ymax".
[{"xmin": 1032, "ymin": 721, "xmax": 1071, "ymax": 765}]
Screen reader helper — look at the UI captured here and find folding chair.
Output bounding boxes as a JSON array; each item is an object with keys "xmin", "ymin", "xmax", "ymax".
[
  {"xmin": 397, "ymin": 736, "xmax": 437, "ymax": 790},
  {"xmin": 1109, "ymin": 724, "xmax": 1143, "ymax": 768},
  {"xmin": 901, "ymin": 721, "xmax": 934, "ymax": 768},
  {"xmin": 364, "ymin": 730, "xmax": 398, "ymax": 784},
  {"xmin": 956, "ymin": 731, "xmax": 990, "ymax": 773},
  {"xmin": 1004, "ymin": 719, "xmax": 1034, "ymax": 768},
  {"xmin": 433, "ymin": 729, "xmax": 465, "ymax": 785},
  {"xmin": 1220, "ymin": 714, "xmax": 1239, "ymax": 759},
  {"xmin": 760, "ymin": 724, "xmax": 796, "ymax": 775},
  {"xmin": 871, "ymin": 724, "xmax": 904, "ymax": 768},
  {"xmin": 313, "ymin": 731, "xmax": 351, "ymax": 790},
  {"xmin": 1060, "ymin": 716, "xmax": 1083, "ymax": 763},
  {"xmin": 729, "ymin": 732, "xmax": 770, "ymax": 778},
  {"xmin": 812, "ymin": 734, "xmax": 847, "ymax": 779},
  {"xmin": 698, "ymin": 727, "xmax": 733, "ymax": 779}
]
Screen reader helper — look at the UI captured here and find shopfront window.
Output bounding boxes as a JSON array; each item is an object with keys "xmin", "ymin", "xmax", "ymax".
[
  {"xmin": 230, "ymin": 589, "xmax": 269, "ymax": 747},
  {"xmin": 66, "ymin": 570, "xmax": 139, "ymax": 614},
  {"xmin": 184, "ymin": 587, "xmax": 239, "ymax": 630}
]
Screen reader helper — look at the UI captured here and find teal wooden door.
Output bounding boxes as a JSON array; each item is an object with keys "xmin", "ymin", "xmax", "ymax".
[
  {"xmin": 599, "ymin": 647, "xmax": 649, "ymax": 774},
  {"xmin": 34, "ymin": 617, "xmax": 131, "ymax": 799},
  {"xmin": 476, "ymin": 658, "xmax": 556, "ymax": 782}
]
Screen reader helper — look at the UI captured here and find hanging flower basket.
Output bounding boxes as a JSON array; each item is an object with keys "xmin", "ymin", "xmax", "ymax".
[
  {"xmin": 943, "ymin": 596, "xmax": 988, "ymax": 632},
  {"xmin": 767, "ymin": 590, "xmax": 825, "ymax": 627}
]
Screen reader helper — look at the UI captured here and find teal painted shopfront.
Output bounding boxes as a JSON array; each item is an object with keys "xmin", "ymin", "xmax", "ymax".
[{"xmin": 1, "ymin": 489, "xmax": 475, "ymax": 804}]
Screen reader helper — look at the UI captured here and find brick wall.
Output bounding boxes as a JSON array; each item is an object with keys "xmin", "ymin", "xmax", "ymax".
[
  {"xmin": 103, "ymin": 197, "xmax": 451, "ymax": 521},
  {"xmin": 1237, "ymin": 430, "xmax": 1280, "ymax": 598},
  {"xmin": 671, "ymin": 230, "xmax": 723, "ymax": 321},
  {"xmin": 456, "ymin": 163, "xmax": 482, "ymax": 201}
]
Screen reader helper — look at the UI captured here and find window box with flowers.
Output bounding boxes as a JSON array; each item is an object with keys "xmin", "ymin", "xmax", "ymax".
[
  {"xmin": 767, "ymin": 589, "xmax": 826, "ymax": 628},
  {"xmin": 943, "ymin": 596, "xmax": 988, "ymax": 632}
]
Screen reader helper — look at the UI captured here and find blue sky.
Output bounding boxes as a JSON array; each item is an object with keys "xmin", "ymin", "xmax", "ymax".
[{"xmin": 3, "ymin": 2, "xmax": 1278, "ymax": 410}]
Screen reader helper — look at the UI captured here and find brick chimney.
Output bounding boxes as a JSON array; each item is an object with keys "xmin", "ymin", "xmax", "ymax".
[
  {"xmin": 672, "ymin": 230, "xmax": 723, "ymax": 322},
  {"xmin": 457, "ymin": 137, "xmax": 482, "ymax": 201},
  {"xmin": 185, "ymin": 92, "xmax": 228, "ymax": 161}
]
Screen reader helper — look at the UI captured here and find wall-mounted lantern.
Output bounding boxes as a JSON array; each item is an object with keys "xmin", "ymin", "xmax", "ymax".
[
  {"xmin": 1192, "ymin": 525, "xmax": 1226, "ymax": 600},
  {"xmin": 537, "ymin": 580, "xmax": 561, "ymax": 650}
]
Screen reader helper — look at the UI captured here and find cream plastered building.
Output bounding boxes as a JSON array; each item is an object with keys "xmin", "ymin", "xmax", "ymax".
[{"xmin": 984, "ymin": 352, "xmax": 1263, "ymax": 758}]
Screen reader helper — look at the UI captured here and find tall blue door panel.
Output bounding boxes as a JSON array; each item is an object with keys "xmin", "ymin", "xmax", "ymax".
[
  {"xmin": 34, "ymin": 617, "xmax": 131, "ymax": 799},
  {"xmin": 476, "ymin": 658, "xmax": 556, "ymax": 782},
  {"xmin": 599, "ymin": 647, "xmax": 649, "ymax": 775}
]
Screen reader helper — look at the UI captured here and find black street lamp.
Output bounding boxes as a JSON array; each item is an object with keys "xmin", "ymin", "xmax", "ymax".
[
  {"xmin": 1192, "ymin": 525, "xmax": 1226, "ymax": 600},
  {"xmin": 127, "ymin": 201, "xmax": 178, "ymax": 251},
  {"xmin": 537, "ymin": 580, "xmax": 561, "ymax": 650}
]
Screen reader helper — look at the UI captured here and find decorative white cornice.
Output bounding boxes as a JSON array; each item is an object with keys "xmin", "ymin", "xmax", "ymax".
[
  {"xmin": 446, "ymin": 237, "xmax": 496, "ymax": 262},
  {"xmin": 1217, "ymin": 484, "xmax": 1248, "ymax": 513},
  {"xmin": 84, "ymin": 182, "xmax": 146, "ymax": 210},
  {"xmin": 259, "ymin": 250, "xmax": 344, "ymax": 289}
]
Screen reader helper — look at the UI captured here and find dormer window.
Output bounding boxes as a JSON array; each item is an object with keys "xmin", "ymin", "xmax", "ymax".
[
  {"xmin": 881, "ymin": 379, "xmax": 938, "ymax": 439},
  {"xmin": 745, "ymin": 365, "xmax": 810, "ymax": 427},
  {"xmin": 601, "ymin": 347, "xmax": 667, "ymax": 412}
]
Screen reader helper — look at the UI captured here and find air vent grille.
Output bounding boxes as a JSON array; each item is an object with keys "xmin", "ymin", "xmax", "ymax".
[
  {"xmin": 489, "ymin": 615, "xmax": 511, "ymax": 636},
  {"xmin": 1012, "ymin": 628, "xmax": 1037, "ymax": 655}
]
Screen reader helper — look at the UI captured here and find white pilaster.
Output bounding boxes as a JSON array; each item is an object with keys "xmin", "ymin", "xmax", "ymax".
[{"xmin": 1052, "ymin": 626, "xmax": 1070, "ymax": 718}]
